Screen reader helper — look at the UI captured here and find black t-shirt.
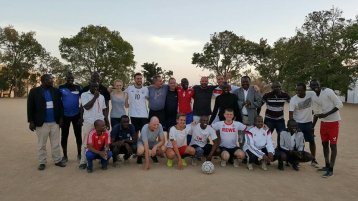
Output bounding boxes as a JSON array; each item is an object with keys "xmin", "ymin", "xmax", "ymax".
[
  {"xmin": 192, "ymin": 85, "xmax": 217, "ymax": 116},
  {"xmin": 80, "ymin": 84, "xmax": 110, "ymax": 102},
  {"xmin": 209, "ymin": 93, "xmax": 241, "ymax": 124},
  {"xmin": 165, "ymin": 90, "xmax": 178, "ymax": 116}
]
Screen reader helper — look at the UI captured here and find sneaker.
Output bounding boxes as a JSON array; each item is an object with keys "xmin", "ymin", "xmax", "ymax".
[
  {"xmin": 261, "ymin": 162, "xmax": 268, "ymax": 171},
  {"xmin": 151, "ymin": 156, "xmax": 159, "ymax": 163},
  {"xmin": 124, "ymin": 154, "xmax": 131, "ymax": 161},
  {"xmin": 79, "ymin": 164, "xmax": 87, "ymax": 169},
  {"xmin": 322, "ymin": 171, "xmax": 334, "ymax": 178},
  {"xmin": 136, "ymin": 156, "xmax": 143, "ymax": 164},
  {"xmin": 318, "ymin": 166, "xmax": 329, "ymax": 171},
  {"xmin": 233, "ymin": 159, "xmax": 239, "ymax": 168},
  {"xmin": 182, "ymin": 159, "xmax": 187, "ymax": 167},
  {"xmin": 247, "ymin": 163, "xmax": 253, "ymax": 171},
  {"xmin": 311, "ymin": 159, "xmax": 319, "ymax": 168},
  {"xmin": 87, "ymin": 168, "xmax": 93, "ymax": 173},
  {"xmin": 292, "ymin": 163, "xmax": 299, "ymax": 171},
  {"xmin": 191, "ymin": 158, "xmax": 197, "ymax": 166},
  {"xmin": 167, "ymin": 159, "xmax": 173, "ymax": 167},
  {"xmin": 278, "ymin": 161, "xmax": 284, "ymax": 171},
  {"xmin": 113, "ymin": 161, "xmax": 120, "ymax": 167},
  {"xmin": 38, "ymin": 164, "xmax": 46, "ymax": 171},
  {"xmin": 62, "ymin": 156, "xmax": 68, "ymax": 163},
  {"xmin": 55, "ymin": 161, "xmax": 66, "ymax": 167},
  {"xmin": 220, "ymin": 160, "xmax": 227, "ymax": 167}
]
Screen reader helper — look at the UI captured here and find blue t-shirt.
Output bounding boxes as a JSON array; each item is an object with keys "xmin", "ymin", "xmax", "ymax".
[
  {"xmin": 59, "ymin": 84, "xmax": 81, "ymax": 117},
  {"xmin": 44, "ymin": 89, "xmax": 55, "ymax": 122},
  {"xmin": 110, "ymin": 124, "xmax": 135, "ymax": 141}
]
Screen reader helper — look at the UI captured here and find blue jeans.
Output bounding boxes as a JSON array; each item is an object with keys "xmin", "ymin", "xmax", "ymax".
[
  {"xmin": 264, "ymin": 118, "xmax": 286, "ymax": 145},
  {"xmin": 86, "ymin": 150, "xmax": 112, "ymax": 170}
]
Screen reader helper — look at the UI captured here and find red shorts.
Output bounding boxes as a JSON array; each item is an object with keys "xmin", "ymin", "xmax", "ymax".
[
  {"xmin": 320, "ymin": 121, "xmax": 339, "ymax": 144},
  {"xmin": 178, "ymin": 146, "xmax": 188, "ymax": 156}
]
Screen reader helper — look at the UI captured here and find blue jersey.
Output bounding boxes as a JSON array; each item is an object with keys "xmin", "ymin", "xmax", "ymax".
[{"xmin": 59, "ymin": 84, "xmax": 81, "ymax": 117}]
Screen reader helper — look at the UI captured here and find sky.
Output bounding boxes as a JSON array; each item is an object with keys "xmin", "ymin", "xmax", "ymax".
[{"xmin": 1, "ymin": 0, "xmax": 357, "ymax": 85}]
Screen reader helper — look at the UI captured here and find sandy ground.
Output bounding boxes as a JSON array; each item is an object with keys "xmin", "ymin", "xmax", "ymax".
[{"xmin": 0, "ymin": 98, "xmax": 357, "ymax": 201}]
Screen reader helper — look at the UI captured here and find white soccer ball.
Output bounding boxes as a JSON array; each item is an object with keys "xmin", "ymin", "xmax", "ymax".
[{"xmin": 201, "ymin": 161, "xmax": 215, "ymax": 174}]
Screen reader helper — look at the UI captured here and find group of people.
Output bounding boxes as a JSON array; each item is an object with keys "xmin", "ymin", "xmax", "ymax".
[{"xmin": 27, "ymin": 71, "xmax": 343, "ymax": 178}]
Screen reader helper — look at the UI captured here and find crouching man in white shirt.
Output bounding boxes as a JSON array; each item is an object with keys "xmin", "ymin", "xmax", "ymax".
[{"xmin": 243, "ymin": 116, "xmax": 275, "ymax": 171}]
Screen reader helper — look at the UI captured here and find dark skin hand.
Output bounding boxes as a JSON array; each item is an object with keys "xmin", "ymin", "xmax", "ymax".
[{"xmin": 29, "ymin": 122, "xmax": 36, "ymax": 131}]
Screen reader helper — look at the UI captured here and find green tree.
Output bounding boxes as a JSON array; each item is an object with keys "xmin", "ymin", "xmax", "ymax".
[
  {"xmin": 59, "ymin": 25, "xmax": 135, "ymax": 86},
  {"xmin": 0, "ymin": 26, "xmax": 45, "ymax": 97},
  {"xmin": 192, "ymin": 30, "xmax": 259, "ymax": 78},
  {"xmin": 141, "ymin": 62, "xmax": 173, "ymax": 86}
]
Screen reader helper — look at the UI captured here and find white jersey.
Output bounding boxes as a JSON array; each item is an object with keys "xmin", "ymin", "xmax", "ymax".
[
  {"xmin": 125, "ymin": 85, "xmax": 149, "ymax": 118},
  {"xmin": 189, "ymin": 124, "xmax": 217, "ymax": 147},
  {"xmin": 243, "ymin": 126, "xmax": 275, "ymax": 159},
  {"xmin": 167, "ymin": 125, "xmax": 192, "ymax": 148},
  {"xmin": 212, "ymin": 121, "xmax": 246, "ymax": 148},
  {"xmin": 289, "ymin": 91, "xmax": 317, "ymax": 123},
  {"xmin": 313, "ymin": 88, "xmax": 343, "ymax": 122},
  {"xmin": 80, "ymin": 91, "xmax": 106, "ymax": 124}
]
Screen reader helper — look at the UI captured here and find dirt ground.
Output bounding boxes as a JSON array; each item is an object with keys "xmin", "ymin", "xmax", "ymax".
[{"xmin": 0, "ymin": 98, "xmax": 357, "ymax": 201}]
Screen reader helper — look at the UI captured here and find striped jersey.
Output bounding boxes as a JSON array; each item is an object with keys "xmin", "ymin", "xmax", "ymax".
[{"xmin": 262, "ymin": 91, "xmax": 290, "ymax": 120}]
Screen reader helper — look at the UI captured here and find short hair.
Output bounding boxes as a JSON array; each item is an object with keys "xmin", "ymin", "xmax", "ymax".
[
  {"xmin": 133, "ymin": 72, "xmax": 142, "ymax": 78},
  {"xmin": 296, "ymin": 83, "xmax": 306, "ymax": 90},
  {"xmin": 113, "ymin": 79, "xmax": 123, "ymax": 85},
  {"xmin": 176, "ymin": 113, "xmax": 187, "ymax": 119},
  {"xmin": 40, "ymin": 74, "xmax": 52, "ymax": 82},
  {"xmin": 287, "ymin": 119, "xmax": 297, "ymax": 127},
  {"xmin": 152, "ymin": 75, "xmax": 161, "ymax": 83},
  {"xmin": 168, "ymin": 77, "xmax": 176, "ymax": 82},
  {"xmin": 121, "ymin": 115, "xmax": 129, "ymax": 120},
  {"xmin": 224, "ymin": 108, "xmax": 234, "ymax": 113},
  {"xmin": 241, "ymin": 75, "xmax": 251, "ymax": 81},
  {"xmin": 94, "ymin": 119, "xmax": 103, "ymax": 127},
  {"xmin": 254, "ymin": 115, "xmax": 263, "ymax": 121}
]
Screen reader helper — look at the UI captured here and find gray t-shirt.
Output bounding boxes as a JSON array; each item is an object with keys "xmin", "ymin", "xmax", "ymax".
[
  {"xmin": 148, "ymin": 85, "xmax": 169, "ymax": 111},
  {"xmin": 138, "ymin": 124, "xmax": 164, "ymax": 148},
  {"xmin": 110, "ymin": 93, "xmax": 126, "ymax": 118}
]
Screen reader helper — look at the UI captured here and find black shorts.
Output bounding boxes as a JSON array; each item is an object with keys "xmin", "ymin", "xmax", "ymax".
[
  {"xmin": 130, "ymin": 117, "xmax": 148, "ymax": 132},
  {"xmin": 191, "ymin": 144, "xmax": 213, "ymax": 156},
  {"xmin": 219, "ymin": 146, "xmax": 239, "ymax": 157}
]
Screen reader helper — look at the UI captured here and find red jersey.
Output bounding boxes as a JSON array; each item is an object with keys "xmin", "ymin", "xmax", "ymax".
[
  {"xmin": 87, "ymin": 129, "xmax": 111, "ymax": 151},
  {"xmin": 177, "ymin": 86, "xmax": 194, "ymax": 113}
]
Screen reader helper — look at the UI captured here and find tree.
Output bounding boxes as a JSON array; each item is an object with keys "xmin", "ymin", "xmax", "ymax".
[
  {"xmin": 0, "ymin": 26, "xmax": 45, "ymax": 97},
  {"xmin": 141, "ymin": 62, "xmax": 173, "ymax": 86},
  {"xmin": 59, "ymin": 25, "xmax": 135, "ymax": 86},
  {"xmin": 192, "ymin": 30, "xmax": 259, "ymax": 79}
]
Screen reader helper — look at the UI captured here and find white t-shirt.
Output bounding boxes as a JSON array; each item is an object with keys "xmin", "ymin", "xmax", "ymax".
[
  {"xmin": 289, "ymin": 91, "xmax": 316, "ymax": 123},
  {"xmin": 189, "ymin": 124, "xmax": 217, "ymax": 147},
  {"xmin": 80, "ymin": 91, "xmax": 106, "ymax": 124},
  {"xmin": 212, "ymin": 121, "xmax": 246, "ymax": 148},
  {"xmin": 125, "ymin": 85, "xmax": 149, "ymax": 118},
  {"xmin": 167, "ymin": 125, "xmax": 192, "ymax": 148},
  {"xmin": 313, "ymin": 88, "xmax": 343, "ymax": 122}
]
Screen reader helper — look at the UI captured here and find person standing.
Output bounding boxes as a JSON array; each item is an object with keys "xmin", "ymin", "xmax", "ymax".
[
  {"xmin": 177, "ymin": 78, "xmax": 194, "ymax": 144},
  {"xmin": 78, "ymin": 82, "xmax": 108, "ymax": 169},
  {"xmin": 59, "ymin": 72, "xmax": 82, "ymax": 162},
  {"xmin": 262, "ymin": 81, "xmax": 290, "ymax": 146},
  {"xmin": 27, "ymin": 74, "xmax": 66, "ymax": 170},
  {"xmin": 125, "ymin": 73, "xmax": 149, "ymax": 136},
  {"xmin": 164, "ymin": 77, "xmax": 178, "ymax": 131},
  {"xmin": 289, "ymin": 83, "xmax": 319, "ymax": 168},
  {"xmin": 148, "ymin": 75, "xmax": 169, "ymax": 124},
  {"xmin": 109, "ymin": 79, "xmax": 126, "ymax": 128},
  {"xmin": 234, "ymin": 76, "xmax": 262, "ymax": 126},
  {"xmin": 310, "ymin": 80, "xmax": 343, "ymax": 178},
  {"xmin": 192, "ymin": 76, "xmax": 217, "ymax": 123}
]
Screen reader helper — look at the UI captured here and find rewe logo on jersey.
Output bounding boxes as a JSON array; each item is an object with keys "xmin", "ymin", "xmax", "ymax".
[{"xmin": 222, "ymin": 128, "xmax": 236, "ymax": 132}]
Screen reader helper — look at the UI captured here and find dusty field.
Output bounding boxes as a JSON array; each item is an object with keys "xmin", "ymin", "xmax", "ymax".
[{"xmin": 0, "ymin": 98, "xmax": 357, "ymax": 201}]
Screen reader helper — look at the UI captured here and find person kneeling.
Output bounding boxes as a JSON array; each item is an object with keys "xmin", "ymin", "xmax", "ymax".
[
  {"xmin": 86, "ymin": 119, "xmax": 112, "ymax": 173},
  {"xmin": 243, "ymin": 116, "xmax": 275, "ymax": 171},
  {"xmin": 189, "ymin": 115, "xmax": 219, "ymax": 166},
  {"xmin": 277, "ymin": 119, "xmax": 313, "ymax": 171},
  {"xmin": 165, "ymin": 114, "xmax": 196, "ymax": 169},
  {"xmin": 110, "ymin": 115, "xmax": 137, "ymax": 167}
]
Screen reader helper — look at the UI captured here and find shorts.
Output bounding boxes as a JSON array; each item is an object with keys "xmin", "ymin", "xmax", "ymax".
[
  {"xmin": 320, "ymin": 121, "xmax": 339, "ymax": 144},
  {"xmin": 130, "ymin": 117, "xmax": 148, "ymax": 132},
  {"xmin": 137, "ymin": 140, "xmax": 157, "ymax": 150},
  {"xmin": 297, "ymin": 122, "xmax": 315, "ymax": 143},
  {"xmin": 219, "ymin": 146, "xmax": 240, "ymax": 157},
  {"xmin": 191, "ymin": 144, "xmax": 212, "ymax": 157},
  {"xmin": 178, "ymin": 146, "xmax": 188, "ymax": 156}
]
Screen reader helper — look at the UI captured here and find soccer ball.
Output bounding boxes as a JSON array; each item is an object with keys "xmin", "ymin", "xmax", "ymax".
[{"xmin": 201, "ymin": 161, "xmax": 215, "ymax": 174}]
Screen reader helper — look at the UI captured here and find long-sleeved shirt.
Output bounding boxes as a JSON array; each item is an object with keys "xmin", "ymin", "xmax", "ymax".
[
  {"xmin": 243, "ymin": 126, "xmax": 275, "ymax": 159},
  {"xmin": 209, "ymin": 93, "xmax": 240, "ymax": 124},
  {"xmin": 279, "ymin": 130, "xmax": 305, "ymax": 152}
]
